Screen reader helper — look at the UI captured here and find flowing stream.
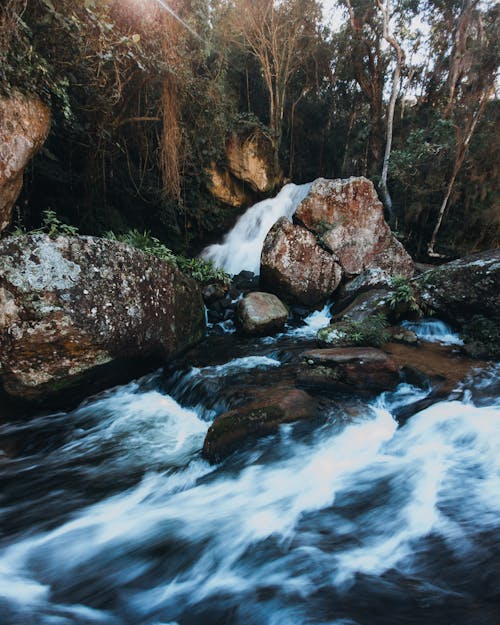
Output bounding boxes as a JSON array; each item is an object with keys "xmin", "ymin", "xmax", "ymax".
[
  {"xmin": 201, "ymin": 182, "xmax": 312, "ymax": 275},
  {"xmin": 1, "ymin": 315, "xmax": 499, "ymax": 625}
]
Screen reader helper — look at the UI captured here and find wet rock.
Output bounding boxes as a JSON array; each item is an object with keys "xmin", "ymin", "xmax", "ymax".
[
  {"xmin": 202, "ymin": 387, "xmax": 316, "ymax": 462},
  {"xmin": 332, "ymin": 289, "xmax": 393, "ymax": 323},
  {"xmin": 232, "ymin": 270, "xmax": 259, "ymax": 292},
  {"xmin": 295, "ymin": 177, "xmax": 414, "ymax": 278},
  {"xmin": 383, "ymin": 342, "xmax": 489, "ymax": 397},
  {"xmin": 0, "ymin": 92, "xmax": 51, "ymax": 232},
  {"xmin": 298, "ymin": 347, "xmax": 400, "ymax": 395},
  {"xmin": 317, "ymin": 316, "xmax": 390, "ymax": 348},
  {"xmin": 418, "ymin": 249, "xmax": 500, "ymax": 324},
  {"xmin": 201, "ymin": 282, "xmax": 229, "ymax": 306},
  {"xmin": 237, "ymin": 291, "xmax": 288, "ymax": 336},
  {"xmin": 336, "ymin": 268, "xmax": 394, "ymax": 310},
  {"xmin": 260, "ymin": 217, "xmax": 342, "ymax": 305},
  {"xmin": 0, "ymin": 234, "xmax": 205, "ymax": 403},
  {"xmin": 388, "ymin": 326, "xmax": 419, "ymax": 345}
]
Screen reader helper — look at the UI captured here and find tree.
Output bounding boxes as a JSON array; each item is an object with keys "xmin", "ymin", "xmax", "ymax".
[
  {"xmin": 229, "ymin": 0, "xmax": 324, "ymax": 176},
  {"xmin": 427, "ymin": 0, "xmax": 499, "ymax": 256}
]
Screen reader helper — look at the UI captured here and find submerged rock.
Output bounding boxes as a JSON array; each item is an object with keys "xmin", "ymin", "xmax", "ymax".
[
  {"xmin": 298, "ymin": 347, "xmax": 400, "ymax": 394},
  {"xmin": 237, "ymin": 291, "xmax": 288, "ymax": 336},
  {"xmin": 418, "ymin": 249, "xmax": 500, "ymax": 324},
  {"xmin": 295, "ymin": 177, "xmax": 414, "ymax": 278},
  {"xmin": 0, "ymin": 93, "xmax": 51, "ymax": 232},
  {"xmin": 260, "ymin": 217, "xmax": 342, "ymax": 305},
  {"xmin": 0, "ymin": 234, "xmax": 205, "ymax": 402},
  {"xmin": 202, "ymin": 386, "xmax": 316, "ymax": 462}
]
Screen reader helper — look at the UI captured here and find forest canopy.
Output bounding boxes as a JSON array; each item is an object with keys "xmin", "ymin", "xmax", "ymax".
[{"xmin": 1, "ymin": 0, "xmax": 499, "ymax": 257}]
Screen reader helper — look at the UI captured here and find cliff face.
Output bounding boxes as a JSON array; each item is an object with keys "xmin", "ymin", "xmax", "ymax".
[{"xmin": 0, "ymin": 93, "xmax": 51, "ymax": 232}]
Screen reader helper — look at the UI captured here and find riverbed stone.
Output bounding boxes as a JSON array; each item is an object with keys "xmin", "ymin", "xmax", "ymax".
[
  {"xmin": 295, "ymin": 177, "xmax": 414, "ymax": 278},
  {"xmin": 298, "ymin": 347, "xmax": 400, "ymax": 394},
  {"xmin": 417, "ymin": 249, "xmax": 500, "ymax": 324},
  {"xmin": 202, "ymin": 386, "xmax": 317, "ymax": 462},
  {"xmin": 0, "ymin": 92, "xmax": 51, "ymax": 232},
  {"xmin": 260, "ymin": 217, "xmax": 343, "ymax": 305},
  {"xmin": 0, "ymin": 234, "xmax": 205, "ymax": 402},
  {"xmin": 237, "ymin": 291, "xmax": 288, "ymax": 336}
]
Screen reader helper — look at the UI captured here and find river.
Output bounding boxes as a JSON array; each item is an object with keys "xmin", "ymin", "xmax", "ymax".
[{"xmin": 1, "ymin": 312, "xmax": 499, "ymax": 625}]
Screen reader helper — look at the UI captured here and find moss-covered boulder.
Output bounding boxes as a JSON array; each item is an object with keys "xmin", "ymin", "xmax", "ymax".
[{"xmin": 0, "ymin": 234, "xmax": 205, "ymax": 403}]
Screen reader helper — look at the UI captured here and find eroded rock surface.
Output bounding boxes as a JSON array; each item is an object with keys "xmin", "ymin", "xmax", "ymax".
[
  {"xmin": 298, "ymin": 347, "xmax": 400, "ymax": 394},
  {"xmin": 418, "ymin": 249, "xmax": 500, "ymax": 324},
  {"xmin": 202, "ymin": 386, "xmax": 316, "ymax": 462},
  {"xmin": 0, "ymin": 93, "xmax": 51, "ymax": 232},
  {"xmin": 237, "ymin": 291, "xmax": 288, "ymax": 336},
  {"xmin": 0, "ymin": 234, "xmax": 205, "ymax": 402},
  {"xmin": 226, "ymin": 131, "xmax": 278, "ymax": 193},
  {"xmin": 260, "ymin": 217, "xmax": 342, "ymax": 305},
  {"xmin": 295, "ymin": 177, "xmax": 414, "ymax": 278}
]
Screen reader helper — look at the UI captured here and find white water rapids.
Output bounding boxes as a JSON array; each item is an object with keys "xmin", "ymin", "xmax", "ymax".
[
  {"xmin": 201, "ymin": 182, "xmax": 312, "ymax": 275},
  {"xmin": 0, "ymin": 347, "xmax": 499, "ymax": 624}
]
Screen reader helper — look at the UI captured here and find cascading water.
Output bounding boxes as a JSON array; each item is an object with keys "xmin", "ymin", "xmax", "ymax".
[
  {"xmin": 402, "ymin": 318, "xmax": 464, "ymax": 346},
  {"xmin": 201, "ymin": 182, "xmax": 312, "ymax": 275},
  {"xmin": 1, "ymin": 312, "xmax": 499, "ymax": 625}
]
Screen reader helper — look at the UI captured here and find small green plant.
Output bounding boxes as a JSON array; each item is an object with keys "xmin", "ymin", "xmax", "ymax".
[
  {"xmin": 104, "ymin": 229, "xmax": 178, "ymax": 265},
  {"xmin": 41, "ymin": 209, "xmax": 79, "ymax": 238},
  {"xmin": 10, "ymin": 209, "xmax": 79, "ymax": 238},
  {"xmin": 105, "ymin": 229, "xmax": 231, "ymax": 286},
  {"xmin": 389, "ymin": 275, "xmax": 423, "ymax": 316}
]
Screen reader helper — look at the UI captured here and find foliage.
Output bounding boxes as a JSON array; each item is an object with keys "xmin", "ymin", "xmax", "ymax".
[
  {"xmin": 105, "ymin": 229, "xmax": 230, "ymax": 286},
  {"xmin": 461, "ymin": 315, "xmax": 500, "ymax": 358},
  {"xmin": 389, "ymin": 275, "xmax": 424, "ymax": 316},
  {"xmin": 11, "ymin": 208, "xmax": 79, "ymax": 238}
]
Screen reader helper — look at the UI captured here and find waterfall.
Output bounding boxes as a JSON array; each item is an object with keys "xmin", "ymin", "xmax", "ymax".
[{"xmin": 201, "ymin": 182, "xmax": 312, "ymax": 275}]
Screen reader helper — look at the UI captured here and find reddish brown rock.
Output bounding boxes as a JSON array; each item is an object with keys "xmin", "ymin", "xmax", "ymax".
[
  {"xmin": 202, "ymin": 386, "xmax": 317, "ymax": 462},
  {"xmin": 0, "ymin": 234, "xmax": 205, "ymax": 402},
  {"xmin": 298, "ymin": 347, "xmax": 400, "ymax": 394},
  {"xmin": 0, "ymin": 93, "xmax": 51, "ymax": 232},
  {"xmin": 295, "ymin": 177, "xmax": 414, "ymax": 278},
  {"xmin": 260, "ymin": 217, "xmax": 342, "ymax": 305},
  {"xmin": 237, "ymin": 291, "xmax": 288, "ymax": 336}
]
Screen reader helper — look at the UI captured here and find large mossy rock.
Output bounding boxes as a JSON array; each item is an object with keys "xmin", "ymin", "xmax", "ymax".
[
  {"xmin": 0, "ymin": 93, "xmax": 51, "ymax": 232},
  {"xmin": 0, "ymin": 234, "xmax": 205, "ymax": 402},
  {"xmin": 298, "ymin": 347, "xmax": 400, "ymax": 395},
  {"xmin": 260, "ymin": 217, "xmax": 343, "ymax": 305},
  {"xmin": 202, "ymin": 386, "xmax": 316, "ymax": 463},
  {"xmin": 418, "ymin": 250, "xmax": 500, "ymax": 324},
  {"xmin": 295, "ymin": 177, "xmax": 414, "ymax": 278},
  {"xmin": 237, "ymin": 291, "xmax": 288, "ymax": 336}
]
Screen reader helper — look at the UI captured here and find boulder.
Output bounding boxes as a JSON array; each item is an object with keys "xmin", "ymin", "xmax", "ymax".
[
  {"xmin": 298, "ymin": 347, "xmax": 400, "ymax": 394},
  {"xmin": 260, "ymin": 217, "xmax": 342, "ymax": 305},
  {"xmin": 332, "ymin": 289, "xmax": 393, "ymax": 323},
  {"xmin": 336, "ymin": 268, "xmax": 394, "ymax": 310},
  {"xmin": 226, "ymin": 131, "xmax": 279, "ymax": 193},
  {"xmin": 418, "ymin": 249, "xmax": 500, "ymax": 324},
  {"xmin": 0, "ymin": 93, "xmax": 51, "ymax": 232},
  {"xmin": 0, "ymin": 234, "xmax": 205, "ymax": 402},
  {"xmin": 295, "ymin": 177, "xmax": 414, "ymax": 278},
  {"xmin": 202, "ymin": 387, "xmax": 316, "ymax": 462},
  {"xmin": 237, "ymin": 291, "xmax": 288, "ymax": 336},
  {"xmin": 317, "ymin": 316, "xmax": 390, "ymax": 348}
]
